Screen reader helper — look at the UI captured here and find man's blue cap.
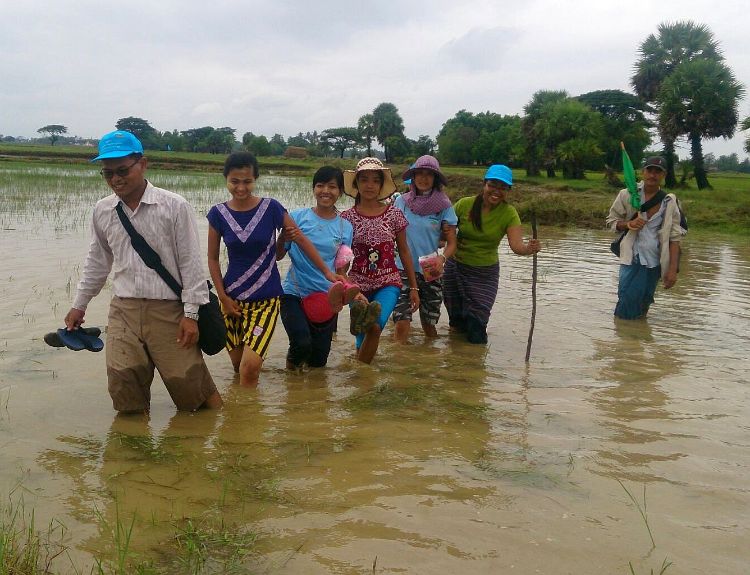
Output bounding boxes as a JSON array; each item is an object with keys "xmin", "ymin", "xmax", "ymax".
[
  {"xmin": 484, "ymin": 164, "xmax": 512, "ymax": 186},
  {"xmin": 91, "ymin": 130, "xmax": 144, "ymax": 162}
]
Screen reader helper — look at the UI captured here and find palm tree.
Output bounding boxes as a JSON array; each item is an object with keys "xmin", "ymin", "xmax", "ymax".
[
  {"xmin": 742, "ymin": 117, "xmax": 750, "ymax": 155},
  {"xmin": 657, "ymin": 59, "xmax": 744, "ymax": 189},
  {"xmin": 371, "ymin": 103, "xmax": 405, "ymax": 163},
  {"xmin": 522, "ymin": 90, "xmax": 568, "ymax": 177},
  {"xmin": 631, "ymin": 21, "xmax": 723, "ymax": 187},
  {"xmin": 357, "ymin": 114, "xmax": 375, "ymax": 157}
]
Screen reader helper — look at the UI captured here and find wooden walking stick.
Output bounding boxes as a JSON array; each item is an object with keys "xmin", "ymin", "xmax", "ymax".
[{"xmin": 524, "ymin": 213, "xmax": 538, "ymax": 363}]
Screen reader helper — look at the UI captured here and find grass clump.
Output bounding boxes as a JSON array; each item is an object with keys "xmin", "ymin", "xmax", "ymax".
[
  {"xmin": 171, "ymin": 517, "xmax": 257, "ymax": 575},
  {"xmin": 343, "ymin": 382, "xmax": 487, "ymax": 421},
  {"xmin": 0, "ymin": 496, "xmax": 68, "ymax": 575}
]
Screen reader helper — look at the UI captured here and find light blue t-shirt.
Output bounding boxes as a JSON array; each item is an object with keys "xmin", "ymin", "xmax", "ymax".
[
  {"xmin": 393, "ymin": 196, "xmax": 458, "ymax": 271},
  {"xmin": 282, "ymin": 208, "xmax": 353, "ymax": 297}
]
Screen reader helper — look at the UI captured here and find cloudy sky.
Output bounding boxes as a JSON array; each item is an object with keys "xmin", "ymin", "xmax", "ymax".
[{"xmin": 2, "ymin": 0, "xmax": 748, "ymax": 158}]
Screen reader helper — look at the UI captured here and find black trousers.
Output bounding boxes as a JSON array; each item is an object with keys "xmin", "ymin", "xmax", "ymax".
[{"xmin": 280, "ymin": 295, "xmax": 337, "ymax": 368}]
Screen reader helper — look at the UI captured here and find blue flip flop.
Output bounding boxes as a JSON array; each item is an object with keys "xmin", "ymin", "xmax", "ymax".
[
  {"xmin": 48, "ymin": 328, "xmax": 104, "ymax": 352},
  {"xmin": 75, "ymin": 330, "xmax": 104, "ymax": 352},
  {"xmin": 44, "ymin": 327, "xmax": 101, "ymax": 348}
]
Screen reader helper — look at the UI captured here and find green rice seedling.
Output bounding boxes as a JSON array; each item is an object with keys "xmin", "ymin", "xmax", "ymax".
[
  {"xmin": 617, "ymin": 479, "xmax": 656, "ymax": 549},
  {"xmin": 0, "ymin": 496, "xmax": 68, "ymax": 575},
  {"xmin": 92, "ymin": 503, "xmax": 160, "ymax": 575},
  {"xmin": 110, "ymin": 432, "xmax": 182, "ymax": 464},
  {"xmin": 172, "ymin": 516, "xmax": 257, "ymax": 574},
  {"xmin": 628, "ymin": 556, "xmax": 673, "ymax": 575},
  {"xmin": 343, "ymin": 382, "xmax": 487, "ymax": 422}
]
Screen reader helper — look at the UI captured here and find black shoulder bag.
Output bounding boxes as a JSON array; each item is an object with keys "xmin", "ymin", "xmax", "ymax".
[
  {"xmin": 610, "ymin": 190, "xmax": 666, "ymax": 257},
  {"xmin": 115, "ymin": 202, "xmax": 227, "ymax": 355}
]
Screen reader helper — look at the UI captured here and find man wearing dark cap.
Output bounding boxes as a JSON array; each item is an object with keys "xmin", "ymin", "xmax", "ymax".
[
  {"xmin": 606, "ymin": 156, "xmax": 687, "ymax": 319},
  {"xmin": 63, "ymin": 130, "xmax": 223, "ymax": 413}
]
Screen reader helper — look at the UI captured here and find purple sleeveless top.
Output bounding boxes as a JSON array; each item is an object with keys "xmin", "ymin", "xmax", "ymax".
[{"xmin": 207, "ymin": 198, "xmax": 287, "ymax": 302}]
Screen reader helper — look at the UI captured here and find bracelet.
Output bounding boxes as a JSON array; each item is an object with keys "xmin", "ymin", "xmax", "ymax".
[
  {"xmin": 409, "ymin": 287, "xmax": 418, "ymax": 291},
  {"xmin": 184, "ymin": 311, "xmax": 199, "ymax": 321}
]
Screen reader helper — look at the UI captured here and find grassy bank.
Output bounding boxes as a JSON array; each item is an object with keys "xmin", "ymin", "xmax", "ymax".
[{"xmin": 2, "ymin": 144, "xmax": 747, "ymax": 234}]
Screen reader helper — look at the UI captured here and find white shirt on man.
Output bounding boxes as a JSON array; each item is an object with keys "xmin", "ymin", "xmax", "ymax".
[{"xmin": 73, "ymin": 181, "xmax": 208, "ymax": 314}]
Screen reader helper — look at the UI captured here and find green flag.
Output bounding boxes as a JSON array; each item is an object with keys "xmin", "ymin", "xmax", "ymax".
[{"xmin": 620, "ymin": 142, "xmax": 639, "ymax": 209}]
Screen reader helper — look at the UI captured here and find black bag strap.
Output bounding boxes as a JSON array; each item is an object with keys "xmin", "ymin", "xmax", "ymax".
[
  {"xmin": 115, "ymin": 202, "xmax": 183, "ymax": 298},
  {"xmin": 638, "ymin": 190, "xmax": 666, "ymax": 213},
  {"xmin": 625, "ymin": 189, "xmax": 666, "ymax": 222}
]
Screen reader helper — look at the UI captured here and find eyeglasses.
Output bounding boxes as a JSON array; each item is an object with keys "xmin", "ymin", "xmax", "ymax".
[
  {"xmin": 486, "ymin": 180, "xmax": 510, "ymax": 191},
  {"xmin": 99, "ymin": 157, "xmax": 141, "ymax": 180}
]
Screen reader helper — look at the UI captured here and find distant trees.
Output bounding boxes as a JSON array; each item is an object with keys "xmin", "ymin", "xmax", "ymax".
[
  {"xmin": 539, "ymin": 99, "xmax": 604, "ymax": 179},
  {"xmin": 242, "ymin": 132, "xmax": 271, "ymax": 156},
  {"xmin": 37, "ymin": 124, "xmax": 67, "ymax": 145},
  {"xmin": 522, "ymin": 90, "xmax": 568, "ymax": 177},
  {"xmin": 115, "ymin": 117, "xmax": 159, "ymax": 149},
  {"xmin": 657, "ymin": 59, "xmax": 744, "ymax": 189},
  {"xmin": 26, "ymin": 54, "xmax": 745, "ymax": 173},
  {"xmin": 519, "ymin": 91, "xmax": 607, "ymax": 179},
  {"xmin": 631, "ymin": 21, "xmax": 742, "ymax": 189},
  {"xmin": 320, "ymin": 127, "xmax": 360, "ymax": 158},
  {"xmin": 411, "ymin": 135, "xmax": 436, "ymax": 157},
  {"xmin": 357, "ymin": 114, "xmax": 375, "ymax": 157},
  {"xmin": 437, "ymin": 110, "xmax": 522, "ymax": 166},
  {"xmin": 575, "ymin": 90, "xmax": 651, "ymax": 170},
  {"xmin": 372, "ymin": 103, "xmax": 406, "ymax": 162},
  {"xmin": 180, "ymin": 126, "xmax": 236, "ymax": 154}
]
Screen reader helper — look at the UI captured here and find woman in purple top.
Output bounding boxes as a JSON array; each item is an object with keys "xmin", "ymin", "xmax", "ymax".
[{"xmin": 208, "ymin": 152, "xmax": 338, "ymax": 387}]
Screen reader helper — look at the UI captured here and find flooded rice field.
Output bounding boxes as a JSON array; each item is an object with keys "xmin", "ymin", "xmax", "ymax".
[{"xmin": 1, "ymin": 163, "xmax": 748, "ymax": 574}]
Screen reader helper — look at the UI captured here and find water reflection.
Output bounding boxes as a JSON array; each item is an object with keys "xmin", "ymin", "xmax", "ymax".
[{"xmin": 590, "ymin": 319, "xmax": 685, "ymax": 482}]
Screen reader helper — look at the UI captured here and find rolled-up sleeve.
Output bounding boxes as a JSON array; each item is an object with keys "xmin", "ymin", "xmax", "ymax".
[
  {"xmin": 606, "ymin": 190, "xmax": 630, "ymax": 232},
  {"xmin": 72, "ymin": 208, "xmax": 114, "ymax": 310},
  {"xmin": 668, "ymin": 201, "xmax": 685, "ymax": 242},
  {"xmin": 174, "ymin": 201, "xmax": 208, "ymax": 314}
]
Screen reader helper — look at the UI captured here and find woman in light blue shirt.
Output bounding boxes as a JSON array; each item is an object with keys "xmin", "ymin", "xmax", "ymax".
[
  {"xmin": 276, "ymin": 166, "xmax": 354, "ymax": 369},
  {"xmin": 392, "ymin": 155, "xmax": 457, "ymax": 341}
]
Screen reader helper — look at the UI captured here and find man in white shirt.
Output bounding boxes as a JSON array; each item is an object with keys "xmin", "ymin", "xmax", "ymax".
[{"xmin": 64, "ymin": 130, "xmax": 222, "ymax": 412}]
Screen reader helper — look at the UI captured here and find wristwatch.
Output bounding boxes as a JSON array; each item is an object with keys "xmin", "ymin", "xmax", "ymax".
[{"xmin": 184, "ymin": 311, "xmax": 200, "ymax": 321}]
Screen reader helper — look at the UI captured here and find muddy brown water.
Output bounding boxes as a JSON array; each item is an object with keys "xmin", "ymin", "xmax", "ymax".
[{"xmin": 1, "ymin": 165, "xmax": 749, "ymax": 574}]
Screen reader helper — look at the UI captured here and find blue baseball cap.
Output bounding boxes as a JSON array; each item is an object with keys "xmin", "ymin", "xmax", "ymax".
[
  {"xmin": 91, "ymin": 130, "xmax": 144, "ymax": 161},
  {"xmin": 484, "ymin": 164, "xmax": 512, "ymax": 186}
]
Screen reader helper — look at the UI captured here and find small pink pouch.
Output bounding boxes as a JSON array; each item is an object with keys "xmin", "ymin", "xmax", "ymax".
[{"xmin": 335, "ymin": 244, "xmax": 354, "ymax": 271}]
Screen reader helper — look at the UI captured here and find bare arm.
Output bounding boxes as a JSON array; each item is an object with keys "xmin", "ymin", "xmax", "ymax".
[
  {"xmin": 442, "ymin": 224, "xmax": 457, "ymax": 260},
  {"xmin": 506, "ymin": 225, "xmax": 541, "ymax": 255},
  {"xmin": 396, "ymin": 229, "xmax": 420, "ymax": 312},
  {"xmin": 207, "ymin": 224, "xmax": 240, "ymax": 317},
  {"xmin": 275, "ymin": 233, "xmax": 288, "ymax": 261},
  {"xmin": 663, "ymin": 241, "xmax": 680, "ymax": 289}
]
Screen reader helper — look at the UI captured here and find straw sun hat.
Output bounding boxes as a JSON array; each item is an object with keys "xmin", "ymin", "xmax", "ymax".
[{"xmin": 343, "ymin": 157, "xmax": 397, "ymax": 200}]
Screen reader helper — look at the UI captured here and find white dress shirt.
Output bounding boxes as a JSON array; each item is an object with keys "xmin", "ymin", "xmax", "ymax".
[{"xmin": 73, "ymin": 181, "xmax": 208, "ymax": 314}]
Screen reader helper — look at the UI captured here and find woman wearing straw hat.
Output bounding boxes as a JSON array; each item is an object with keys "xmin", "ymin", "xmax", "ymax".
[
  {"xmin": 443, "ymin": 165, "xmax": 541, "ymax": 344},
  {"xmin": 392, "ymin": 155, "xmax": 458, "ymax": 342},
  {"xmin": 341, "ymin": 157, "xmax": 420, "ymax": 364}
]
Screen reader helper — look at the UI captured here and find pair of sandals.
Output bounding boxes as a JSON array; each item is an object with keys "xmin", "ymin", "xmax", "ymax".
[
  {"xmin": 349, "ymin": 300, "xmax": 381, "ymax": 336},
  {"xmin": 327, "ymin": 281, "xmax": 360, "ymax": 314},
  {"xmin": 44, "ymin": 327, "xmax": 104, "ymax": 352}
]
